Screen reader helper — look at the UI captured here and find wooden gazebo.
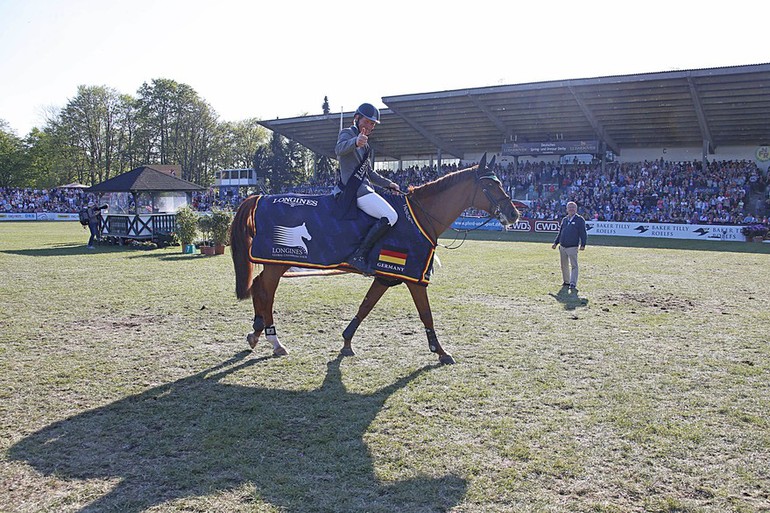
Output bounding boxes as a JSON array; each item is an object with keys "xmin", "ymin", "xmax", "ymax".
[{"xmin": 86, "ymin": 165, "xmax": 205, "ymax": 244}]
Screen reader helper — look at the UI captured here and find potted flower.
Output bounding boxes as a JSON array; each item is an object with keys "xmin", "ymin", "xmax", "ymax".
[
  {"xmin": 175, "ymin": 206, "xmax": 199, "ymax": 254},
  {"xmin": 197, "ymin": 214, "xmax": 216, "ymax": 255},
  {"xmin": 741, "ymin": 223, "xmax": 769, "ymax": 242},
  {"xmin": 210, "ymin": 208, "xmax": 233, "ymax": 255}
]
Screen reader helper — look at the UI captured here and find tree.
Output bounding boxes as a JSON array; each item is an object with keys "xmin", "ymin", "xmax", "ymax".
[
  {"xmin": 285, "ymin": 138, "xmax": 313, "ymax": 185},
  {"xmin": 0, "ymin": 123, "xmax": 28, "ymax": 188},
  {"xmin": 315, "ymin": 154, "xmax": 336, "ymax": 183},
  {"xmin": 317, "ymin": 98, "xmax": 336, "ymax": 182},
  {"xmin": 133, "ymin": 78, "xmax": 220, "ymax": 184},
  {"xmin": 113, "ymin": 94, "xmax": 141, "ymax": 174},
  {"xmin": 216, "ymin": 118, "xmax": 269, "ymax": 171},
  {"xmin": 262, "ymin": 129, "xmax": 319, "ymax": 192},
  {"xmin": 8, "ymin": 79, "xmax": 274, "ymax": 190},
  {"xmin": 24, "ymin": 128, "xmax": 67, "ymax": 188},
  {"xmin": 134, "ymin": 78, "xmax": 179, "ymax": 164},
  {"xmin": 267, "ymin": 131, "xmax": 290, "ymax": 191},
  {"xmin": 56, "ymin": 85, "xmax": 126, "ymax": 184},
  {"xmin": 252, "ymin": 146, "xmax": 271, "ymax": 190},
  {"xmin": 39, "ymin": 114, "xmax": 91, "ymax": 185}
]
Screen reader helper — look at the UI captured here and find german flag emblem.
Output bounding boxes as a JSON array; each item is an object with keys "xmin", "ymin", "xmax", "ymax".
[{"xmin": 378, "ymin": 246, "xmax": 407, "ymax": 266}]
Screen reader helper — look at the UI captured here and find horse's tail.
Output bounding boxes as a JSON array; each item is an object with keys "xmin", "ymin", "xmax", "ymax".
[{"xmin": 231, "ymin": 195, "xmax": 259, "ymax": 300}]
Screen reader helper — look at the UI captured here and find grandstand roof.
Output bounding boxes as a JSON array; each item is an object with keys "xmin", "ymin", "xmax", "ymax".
[{"xmin": 259, "ymin": 63, "xmax": 770, "ymax": 161}]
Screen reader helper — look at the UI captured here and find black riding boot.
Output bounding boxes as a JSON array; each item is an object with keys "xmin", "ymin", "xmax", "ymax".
[{"xmin": 348, "ymin": 217, "xmax": 391, "ymax": 276}]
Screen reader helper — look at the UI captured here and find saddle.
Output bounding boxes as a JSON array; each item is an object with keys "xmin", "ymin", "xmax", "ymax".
[{"xmin": 249, "ymin": 193, "xmax": 436, "ymax": 284}]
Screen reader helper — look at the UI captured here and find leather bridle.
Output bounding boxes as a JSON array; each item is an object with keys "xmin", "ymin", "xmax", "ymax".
[{"xmin": 475, "ymin": 171, "xmax": 514, "ymax": 225}]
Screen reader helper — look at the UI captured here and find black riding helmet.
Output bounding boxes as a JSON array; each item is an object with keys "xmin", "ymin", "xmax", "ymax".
[{"xmin": 355, "ymin": 103, "xmax": 380, "ymax": 124}]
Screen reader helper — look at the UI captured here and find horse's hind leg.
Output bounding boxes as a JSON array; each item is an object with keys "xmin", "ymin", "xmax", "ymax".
[
  {"xmin": 405, "ymin": 282, "xmax": 455, "ymax": 364},
  {"xmin": 341, "ymin": 279, "xmax": 391, "ymax": 356},
  {"xmin": 247, "ymin": 273, "xmax": 265, "ymax": 349},
  {"xmin": 251, "ymin": 264, "xmax": 290, "ymax": 356}
]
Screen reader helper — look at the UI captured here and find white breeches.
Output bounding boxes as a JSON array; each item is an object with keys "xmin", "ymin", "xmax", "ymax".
[{"xmin": 357, "ymin": 192, "xmax": 398, "ymax": 226}]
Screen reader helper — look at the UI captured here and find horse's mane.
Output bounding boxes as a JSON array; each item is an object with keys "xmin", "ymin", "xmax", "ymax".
[{"xmin": 408, "ymin": 165, "xmax": 477, "ymax": 197}]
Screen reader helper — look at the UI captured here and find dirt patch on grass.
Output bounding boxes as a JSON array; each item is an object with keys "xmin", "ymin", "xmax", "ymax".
[{"xmin": 602, "ymin": 291, "xmax": 695, "ymax": 312}]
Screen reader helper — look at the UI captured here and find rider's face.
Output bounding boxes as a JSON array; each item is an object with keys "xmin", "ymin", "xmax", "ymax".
[{"xmin": 358, "ymin": 117, "xmax": 377, "ymax": 135}]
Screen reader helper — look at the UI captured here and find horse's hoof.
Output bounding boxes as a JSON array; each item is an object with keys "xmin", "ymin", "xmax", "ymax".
[
  {"xmin": 439, "ymin": 354, "xmax": 456, "ymax": 365},
  {"xmin": 247, "ymin": 333, "xmax": 258, "ymax": 350},
  {"xmin": 273, "ymin": 346, "xmax": 289, "ymax": 357},
  {"xmin": 340, "ymin": 346, "xmax": 355, "ymax": 357}
]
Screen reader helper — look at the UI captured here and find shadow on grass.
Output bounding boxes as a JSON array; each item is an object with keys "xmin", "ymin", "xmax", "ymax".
[
  {"xmin": 8, "ymin": 352, "xmax": 465, "ymax": 513},
  {"xmin": 0, "ymin": 243, "xmax": 125, "ymax": 257},
  {"xmin": 126, "ymin": 251, "xmax": 212, "ymax": 261},
  {"xmin": 549, "ymin": 286, "xmax": 590, "ymax": 311},
  {"xmin": 1, "ymin": 245, "xmax": 219, "ymax": 261}
]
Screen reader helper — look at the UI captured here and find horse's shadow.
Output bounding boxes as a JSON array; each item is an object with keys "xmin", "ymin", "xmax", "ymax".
[
  {"xmin": 549, "ymin": 286, "xmax": 590, "ymax": 311},
  {"xmin": 0, "ymin": 244, "xmax": 109, "ymax": 257},
  {"xmin": 9, "ymin": 353, "xmax": 466, "ymax": 512}
]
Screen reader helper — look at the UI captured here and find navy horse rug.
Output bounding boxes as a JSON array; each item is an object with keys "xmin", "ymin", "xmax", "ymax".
[{"xmin": 249, "ymin": 193, "xmax": 436, "ymax": 285}]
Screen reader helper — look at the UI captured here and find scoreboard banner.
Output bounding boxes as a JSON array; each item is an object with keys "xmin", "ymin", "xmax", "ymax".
[{"xmin": 501, "ymin": 140, "xmax": 599, "ymax": 156}]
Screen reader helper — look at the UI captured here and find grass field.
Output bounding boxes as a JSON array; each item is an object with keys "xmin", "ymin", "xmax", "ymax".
[{"xmin": 1, "ymin": 221, "xmax": 769, "ymax": 513}]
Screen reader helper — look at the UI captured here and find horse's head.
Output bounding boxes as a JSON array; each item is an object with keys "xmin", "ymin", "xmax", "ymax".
[
  {"xmin": 473, "ymin": 153, "xmax": 520, "ymax": 226},
  {"xmin": 298, "ymin": 222, "xmax": 312, "ymax": 242}
]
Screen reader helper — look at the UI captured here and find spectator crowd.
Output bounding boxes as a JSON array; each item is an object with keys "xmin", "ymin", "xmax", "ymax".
[
  {"xmin": 495, "ymin": 158, "xmax": 768, "ymax": 225},
  {"xmin": 2, "ymin": 158, "xmax": 768, "ymax": 227},
  {"xmin": 0, "ymin": 187, "xmax": 87, "ymax": 214}
]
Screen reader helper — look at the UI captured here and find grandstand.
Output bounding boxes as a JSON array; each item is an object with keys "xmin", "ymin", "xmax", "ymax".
[
  {"xmin": 258, "ymin": 63, "xmax": 770, "ymax": 173},
  {"xmin": 253, "ymin": 63, "xmax": 770, "ymax": 229}
]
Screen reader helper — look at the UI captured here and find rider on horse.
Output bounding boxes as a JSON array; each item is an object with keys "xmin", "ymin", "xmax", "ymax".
[{"xmin": 334, "ymin": 103, "xmax": 401, "ymax": 275}]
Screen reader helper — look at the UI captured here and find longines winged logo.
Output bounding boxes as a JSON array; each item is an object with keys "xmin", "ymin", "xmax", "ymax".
[{"xmin": 274, "ymin": 223, "xmax": 312, "ymax": 253}]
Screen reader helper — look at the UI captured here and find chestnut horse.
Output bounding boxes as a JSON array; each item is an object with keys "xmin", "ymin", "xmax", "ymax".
[{"xmin": 230, "ymin": 154, "xmax": 520, "ymax": 364}]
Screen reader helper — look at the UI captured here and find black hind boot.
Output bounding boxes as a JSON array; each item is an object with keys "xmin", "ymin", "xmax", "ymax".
[{"xmin": 348, "ymin": 217, "xmax": 391, "ymax": 276}]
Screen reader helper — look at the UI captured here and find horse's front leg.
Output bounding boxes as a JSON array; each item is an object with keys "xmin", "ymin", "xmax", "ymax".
[
  {"xmin": 341, "ymin": 278, "xmax": 391, "ymax": 356},
  {"xmin": 405, "ymin": 282, "xmax": 455, "ymax": 364}
]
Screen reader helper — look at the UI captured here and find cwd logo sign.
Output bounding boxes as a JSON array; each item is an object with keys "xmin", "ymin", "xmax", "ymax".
[
  {"xmin": 535, "ymin": 221, "xmax": 560, "ymax": 233},
  {"xmin": 505, "ymin": 219, "xmax": 532, "ymax": 232}
]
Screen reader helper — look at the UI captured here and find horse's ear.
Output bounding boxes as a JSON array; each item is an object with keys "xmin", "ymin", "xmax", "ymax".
[
  {"xmin": 479, "ymin": 153, "xmax": 487, "ymax": 170},
  {"xmin": 488, "ymin": 155, "xmax": 496, "ymax": 169}
]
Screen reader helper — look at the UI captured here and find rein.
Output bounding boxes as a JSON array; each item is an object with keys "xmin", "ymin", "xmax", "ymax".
[
  {"xmin": 437, "ymin": 186, "xmax": 500, "ymax": 250},
  {"xmin": 405, "ymin": 173, "xmax": 505, "ymax": 250}
]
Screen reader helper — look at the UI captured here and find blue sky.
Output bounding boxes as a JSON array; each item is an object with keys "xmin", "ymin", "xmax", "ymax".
[{"xmin": 1, "ymin": 0, "xmax": 766, "ymax": 136}]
